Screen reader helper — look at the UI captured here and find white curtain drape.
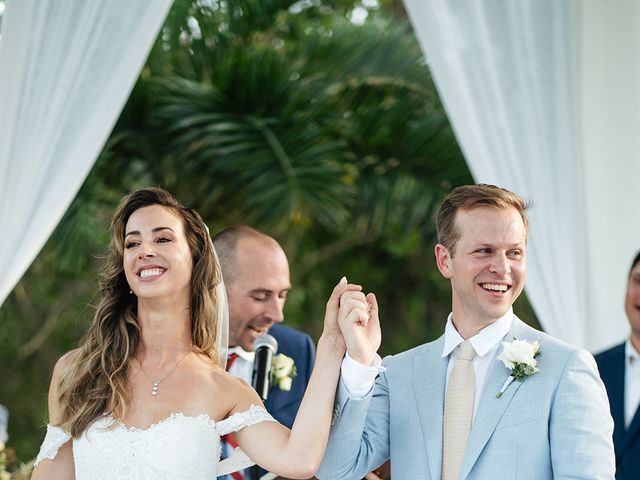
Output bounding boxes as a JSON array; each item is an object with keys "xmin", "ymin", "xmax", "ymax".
[
  {"xmin": 0, "ymin": 0, "xmax": 173, "ymax": 307},
  {"xmin": 403, "ymin": 0, "xmax": 640, "ymax": 352}
]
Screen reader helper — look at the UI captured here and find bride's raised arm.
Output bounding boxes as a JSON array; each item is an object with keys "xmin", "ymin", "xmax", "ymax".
[{"xmin": 231, "ymin": 277, "xmax": 380, "ymax": 479}]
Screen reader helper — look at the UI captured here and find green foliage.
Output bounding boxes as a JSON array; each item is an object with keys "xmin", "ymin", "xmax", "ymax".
[{"xmin": 0, "ymin": 0, "xmax": 538, "ymax": 460}]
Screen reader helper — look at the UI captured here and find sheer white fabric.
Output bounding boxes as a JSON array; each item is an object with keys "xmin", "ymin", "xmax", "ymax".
[
  {"xmin": 403, "ymin": 0, "xmax": 640, "ymax": 351},
  {"xmin": 209, "ymin": 230, "xmax": 230, "ymax": 369},
  {"xmin": 35, "ymin": 405, "xmax": 275, "ymax": 479},
  {"xmin": 0, "ymin": 0, "xmax": 172, "ymax": 308},
  {"xmin": 0, "ymin": 404, "xmax": 8, "ymax": 443}
]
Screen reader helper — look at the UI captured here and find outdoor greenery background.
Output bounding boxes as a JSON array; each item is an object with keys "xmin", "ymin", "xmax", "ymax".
[{"xmin": 0, "ymin": 0, "xmax": 538, "ymax": 461}]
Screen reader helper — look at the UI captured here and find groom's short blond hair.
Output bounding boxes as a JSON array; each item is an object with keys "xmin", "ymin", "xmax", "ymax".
[{"xmin": 436, "ymin": 184, "xmax": 529, "ymax": 256}]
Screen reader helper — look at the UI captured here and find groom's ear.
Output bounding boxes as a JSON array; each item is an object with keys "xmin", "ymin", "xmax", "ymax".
[{"xmin": 435, "ymin": 243, "xmax": 453, "ymax": 279}]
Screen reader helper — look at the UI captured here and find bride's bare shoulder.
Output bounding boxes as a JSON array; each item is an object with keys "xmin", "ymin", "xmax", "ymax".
[
  {"xmin": 48, "ymin": 349, "xmax": 80, "ymax": 423},
  {"xmin": 193, "ymin": 357, "xmax": 261, "ymax": 413},
  {"xmin": 50, "ymin": 348, "xmax": 83, "ymax": 385},
  {"xmin": 56, "ymin": 349, "xmax": 80, "ymax": 370},
  {"xmin": 190, "ymin": 355, "xmax": 249, "ymax": 392},
  {"xmin": 210, "ymin": 365, "xmax": 252, "ymax": 393}
]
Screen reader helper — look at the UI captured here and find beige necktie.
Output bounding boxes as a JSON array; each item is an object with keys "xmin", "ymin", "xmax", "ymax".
[{"xmin": 442, "ymin": 340, "xmax": 476, "ymax": 480}]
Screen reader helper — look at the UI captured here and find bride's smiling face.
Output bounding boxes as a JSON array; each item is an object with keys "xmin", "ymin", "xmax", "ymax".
[{"xmin": 123, "ymin": 205, "xmax": 193, "ymax": 300}]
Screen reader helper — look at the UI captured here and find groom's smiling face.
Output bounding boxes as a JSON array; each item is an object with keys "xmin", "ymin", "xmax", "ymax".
[{"xmin": 436, "ymin": 206, "xmax": 526, "ymax": 329}]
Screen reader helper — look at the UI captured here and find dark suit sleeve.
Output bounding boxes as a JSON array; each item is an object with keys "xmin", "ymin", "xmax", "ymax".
[
  {"xmin": 298, "ymin": 333, "xmax": 315, "ymax": 383},
  {"xmin": 595, "ymin": 343, "xmax": 639, "ymax": 479}
]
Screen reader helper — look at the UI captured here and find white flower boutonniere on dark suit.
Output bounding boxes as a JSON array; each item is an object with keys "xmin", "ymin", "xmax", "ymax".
[{"xmin": 271, "ymin": 353, "xmax": 297, "ymax": 391}]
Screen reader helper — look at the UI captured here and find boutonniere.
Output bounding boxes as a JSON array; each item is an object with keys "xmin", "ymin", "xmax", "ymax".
[
  {"xmin": 496, "ymin": 339, "xmax": 541, "ymax": 398},
  {"xmin": 271, "ymin": 353, "xmax": 297, "ymax": 391}
]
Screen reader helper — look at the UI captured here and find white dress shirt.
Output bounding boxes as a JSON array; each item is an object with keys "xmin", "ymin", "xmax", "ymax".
[
  {"xmin": 226, "ymin": 346, "xmax": 255, "ymax": 383},
  {"xmin": 221, "ymin": 347, "xmax": 256, "ymax": 480},
  {"xmin": 341, "ymin": 352, "xmax": 385, "ymax": 398},
  {"xmin": 441, "ymin": 309, "xmax": 512, "ymax": 419},
  {"xmin": 341, "ymin": 308, "xmax": 514, "ymax": 419},
  {"xmin": 624, "ymin": 339, "xmax": 640, "ymax": 428}
]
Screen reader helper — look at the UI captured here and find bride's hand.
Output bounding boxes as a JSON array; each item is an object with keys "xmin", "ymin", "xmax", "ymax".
[
  {"xmin": 337, "ymin": 290, "xmax": 381, "ymax": 366},
  {"xmin": 233, "ymin": 277, "xmax": 366, "ymax": 478},
  {"xmin": 320, "ymin": 277, "xmax": 362, "ymax": 352}
]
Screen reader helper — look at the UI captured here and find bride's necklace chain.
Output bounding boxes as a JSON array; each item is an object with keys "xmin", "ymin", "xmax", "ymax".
[{"xmin": 139, "ymin": 349, "xmax": 192, "ymax": 397}]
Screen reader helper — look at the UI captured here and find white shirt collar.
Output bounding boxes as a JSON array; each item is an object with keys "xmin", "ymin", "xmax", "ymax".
[
  {"xmin": 227, "ymin": 346, "xmax": 255, "ymax": 363},
  {"xmin": 625, "ymin": 338, "xmax": 640, "ymax": 366},
  {"xmin": 442, "ymin": 308, "xmax": 514, "ymax": 358}
]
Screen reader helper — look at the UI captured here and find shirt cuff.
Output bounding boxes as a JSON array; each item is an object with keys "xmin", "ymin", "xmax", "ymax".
[{"xmin": 340, "ymin": 352, "xmax": 385, "ymax": 399}]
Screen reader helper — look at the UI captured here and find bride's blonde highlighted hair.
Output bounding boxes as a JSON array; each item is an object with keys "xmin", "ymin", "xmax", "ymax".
[{"xmin": 56, "ymin": 188, "xmax": 222, "ymax": 437}]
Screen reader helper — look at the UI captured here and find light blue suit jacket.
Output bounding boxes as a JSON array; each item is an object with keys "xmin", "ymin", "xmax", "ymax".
[{"xmin": 317, "ymin": 318, "xmax": 615, "ymax": 479}]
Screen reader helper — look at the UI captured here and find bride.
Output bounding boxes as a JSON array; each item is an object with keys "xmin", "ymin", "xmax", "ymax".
[{"xmin": 31, "ymin": 187, "xmax": 379, "ymax": 480}]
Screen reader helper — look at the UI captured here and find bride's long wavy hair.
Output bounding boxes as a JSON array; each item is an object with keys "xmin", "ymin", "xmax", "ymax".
[{"xmin": 57, "ymin": 188, "xmax": 222, "ymax": 437}]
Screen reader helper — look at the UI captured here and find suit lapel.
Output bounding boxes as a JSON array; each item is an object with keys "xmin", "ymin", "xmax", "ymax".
[
  {"xmin": 608, "ymin": 346, "xmax": 627, "ymax": 450},
  {"xmin": 624, "ymin": 406, "xmax": 640, "ymax": 449},
  {"xmin": 414, "ymin": 336, "xmax": 448, "ymax": 480},
  {"xmin": 459, "ymin": 319, "xmax": 528, "ymax": 479},
  {"xmin": 265, "ymin": 388, "xmax": 276, "ymax": 412}
]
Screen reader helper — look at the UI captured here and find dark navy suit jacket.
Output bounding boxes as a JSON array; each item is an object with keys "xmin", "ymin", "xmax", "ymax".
[
  {"xmin": 266, "ymin": 324, "xmax": 316, "ymax": 428},
  {"xmin": 226, "ymin": 325, "xmax": 315, "ymax": 480},
  {"xmin": 596, "ymin": 342, "xmax": 640, "ymax": 479}
]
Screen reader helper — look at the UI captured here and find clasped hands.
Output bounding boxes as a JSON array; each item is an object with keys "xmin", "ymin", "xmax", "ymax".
[{"xmin": 323, "ymin": 277, "xmax": 381, "ymax": 366}]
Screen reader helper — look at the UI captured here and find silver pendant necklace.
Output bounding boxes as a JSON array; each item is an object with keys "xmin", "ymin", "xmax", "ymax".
[{"xmin": 139, "ymin": 349, "xmax": 192, "ymax": 397}]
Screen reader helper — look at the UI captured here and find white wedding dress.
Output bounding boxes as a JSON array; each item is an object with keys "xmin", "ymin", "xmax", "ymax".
[{"xmin": 34, "ymin": 404, "xmax": 274, "ymax": 479}]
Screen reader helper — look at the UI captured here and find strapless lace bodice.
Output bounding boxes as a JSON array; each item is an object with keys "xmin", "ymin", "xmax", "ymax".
[{"xmin": 35, "ymin": 405, "xmax": 275, "ymax": 480}]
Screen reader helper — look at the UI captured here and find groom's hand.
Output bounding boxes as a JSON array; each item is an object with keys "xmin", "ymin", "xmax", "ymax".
[{"xmin": 338, "ymin": 290, "xmax": 381, "ymax": 366}]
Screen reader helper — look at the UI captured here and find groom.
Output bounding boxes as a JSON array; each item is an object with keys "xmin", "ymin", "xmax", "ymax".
[{"xmin": 317, "ymin": 184, "xmax": 615, "ymax": 479}]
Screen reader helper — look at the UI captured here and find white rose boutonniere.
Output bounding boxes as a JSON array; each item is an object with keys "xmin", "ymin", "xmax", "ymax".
[
  {"xmin": 496, "ymin": 338, "xmax": 541, "ymax": 398},
  {"xmin": 271, "ymin": 353, "xmax": 297, "ymax": 392}
]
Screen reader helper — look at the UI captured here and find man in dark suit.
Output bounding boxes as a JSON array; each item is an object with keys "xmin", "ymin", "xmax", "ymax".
[
  {"xmin": 215, "ymin": 226, "xmax": 386, "ymax": 480},
  {"xmin": 213, "ymin": 225, "xmax": 315, "ymax": 429},
  {"xmin": 596, "ymin": 250, "xmax": 640, "ymax": 479},
  {"xmin": 267, "ymin": 323, "xmax": 315, "ymax": 427}
]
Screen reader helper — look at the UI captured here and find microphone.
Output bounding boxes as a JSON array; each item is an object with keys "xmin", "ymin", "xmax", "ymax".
[{"xmin": 251, "ymin": 334, "xmax": 278, "ymax": 403}]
